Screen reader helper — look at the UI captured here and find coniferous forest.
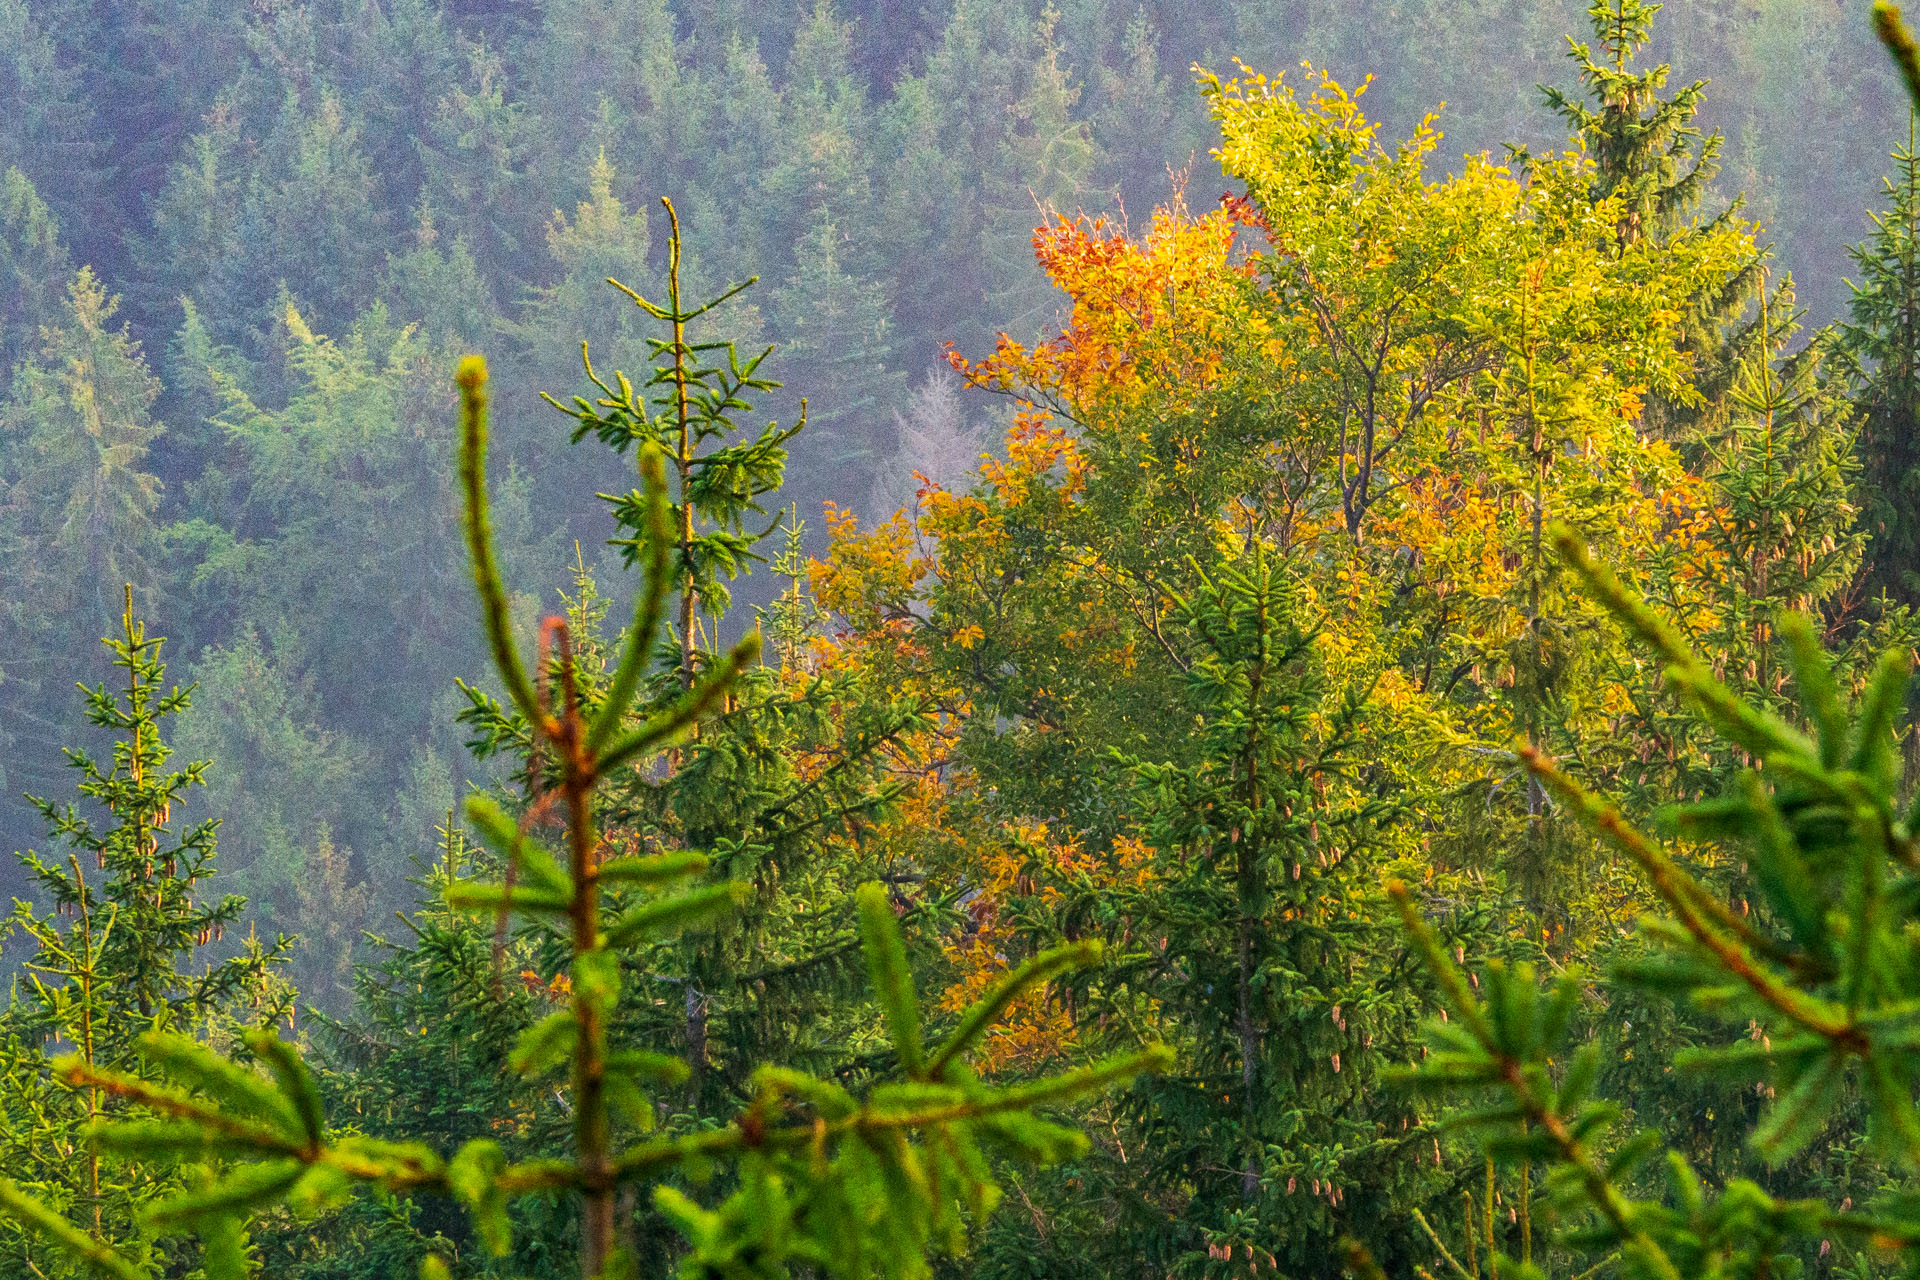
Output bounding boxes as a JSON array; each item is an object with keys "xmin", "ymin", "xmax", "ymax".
[{"xmin": 6, "ymin": 0, "xmax": 1920, "ymax": 1276}]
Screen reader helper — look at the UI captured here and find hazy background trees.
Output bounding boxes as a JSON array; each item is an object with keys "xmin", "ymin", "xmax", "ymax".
[{"xmin": 0, "ymin": 0, "xmax": 1906, "ymax": 969}]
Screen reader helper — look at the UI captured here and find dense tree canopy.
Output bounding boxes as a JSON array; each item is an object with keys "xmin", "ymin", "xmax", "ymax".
[{"xmin": 1, "ymin": 2, "xmax": 1919, "ymax": 1280}]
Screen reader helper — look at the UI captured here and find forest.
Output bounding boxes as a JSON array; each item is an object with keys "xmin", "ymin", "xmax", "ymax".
[{"xmin": 4, "ymin": 0, "xmax": 1920, "ymax": 1276}]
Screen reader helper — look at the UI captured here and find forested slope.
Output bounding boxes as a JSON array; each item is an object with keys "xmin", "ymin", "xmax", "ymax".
[
  {"xmin": 0, "ymin": 1, "xmax": 1907, "ymax": 974},
  {"xmin": 1, "ymin": 3, "xmax": 1919, "ymax": 1277}
]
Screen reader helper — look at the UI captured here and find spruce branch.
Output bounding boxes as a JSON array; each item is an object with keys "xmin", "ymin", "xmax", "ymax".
[
  {"xmin": 0, "ymin": 1180, "xmax": 142, "ymax": 1280},
  {"xmin": 1390, "ymin": 880, "xmax": 1681, "ymax": 1280},
  {"xmin": 1878, "ymin": 3, "xmax": 1920, "ymax": 111},
  {"xmin": 457, "ymin": 356, "xmax": 545, "ymax": 737}
]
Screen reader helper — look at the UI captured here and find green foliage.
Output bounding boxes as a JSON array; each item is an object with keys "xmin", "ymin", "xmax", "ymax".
[
  {"xmin": 1842, "ymin": 116, "xmax": 1920, "ymax": 613},
  {"xmin": 0, "ymin": 591, "xmax": 286, "ymax": 1277},
  {"xmin": 541, "ymin": 197, "xmax": 799, "ymax": 687},
  {"xmin": 0, "ymin": 287, "xmax": 1164, "ymax": 1279},
  {"xmin": 1392, "ymin": 527, "xmax": 1920, "ymax": 1280}
]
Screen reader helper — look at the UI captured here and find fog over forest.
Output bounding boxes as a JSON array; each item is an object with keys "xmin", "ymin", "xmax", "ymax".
[
  {"xmin": 6, "ymin": 1, "xmax": 1920, "ymax": 1276},
  {"xmin": 0, "ymin": 0, "xmax": 1901, "ymax": 960}
]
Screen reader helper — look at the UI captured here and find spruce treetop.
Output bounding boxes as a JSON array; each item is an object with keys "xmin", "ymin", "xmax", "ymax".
[{"xmin": 1540, "ymin": 0, "xmax": 1726, "ymax": 245}]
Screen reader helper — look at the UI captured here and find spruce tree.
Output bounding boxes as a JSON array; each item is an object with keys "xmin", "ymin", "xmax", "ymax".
[
  {"xmin": 34, "ymin": 0, "xmax": 241, "ymax": 291},
  {"xmin": 767, "ymin": 2, "xmax": 878, "ymax": 249},
  {"xmin": 1090, "ymin": 547, "xmax": 1426, "ymax": 1277},
  {"xmin": 1538, "ymin": 0, "xmax": 1773, "ymax": 445},
  {"xmin": 1087, "ymin": 9, "xmax": 1178, "ymax": 218},
  {"xmin": 1685, "ymin": 304, "xmax": 1872, "ymax": 695},
  {"xmin": 757, "ymin": 505, "xmax": 825, "ymax": 672},
  {"xmin": 515, "ymin": 151, "xmax": 654, "ymax": 383},
  {"xmin": 527, "ymin": 206, "xmax": 942, "ymax": 1141},
  {"xmin": 0, "ymin": 270, "xmax": 164, "ymax": 631},
  {"xmin": 0, "ymin": 591, "xmax": 285, "ymax": 1278},
  {"xmin": 980, "ymin": 8, "xmax": 1093, "ymax": 339},
  {"xmin": 1841, "ymin": 118, "xmax": 1920, "ymax": 614},
  {"xmin": 0, "ymin": 167, "xmax": 68, "ymax": 385},
  {"xmin": 522, "ymin": 0, "xmax": 679, "ymax": 192},
  {"xmin": 0, "ymin": 269, "xmax": 166, "ymax": 806},
  {"xmin": 417, "ymin": 41, "xmax": 546, "ymax": 306},
  {"xmin": 770, "ymin": 211, "xmax": 903, "ymax": 471},
  {"xmin": 280, "ymin": 818, "xmax": 561, "ymax": 1279},
  {"xmin": 1540, "ymin": 0, "xmax": 1723, "ymax": 247},
  {"xmin": 1630, "ymin": 291, "xmax": 1884, "ymax": 810},
  {"xmin": 376, "ymin": 207, "xmax": 496, "ymax": 355},
  {"xmin": 543, "ymin": 195, "xmax": 801, "ymax": 689},
  {"xmin": 0, "ymin": 0, "xmax": 101, "ymax": 265}
]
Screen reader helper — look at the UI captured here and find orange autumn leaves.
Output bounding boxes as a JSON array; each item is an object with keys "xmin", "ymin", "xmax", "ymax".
[
  {"xmin": 947, "ymin": 192, "xmax": 1258, "ymax": 418},
  {"xmin": 812, "ymin": 62, "xmax": 1768, "ymax": 1066},
  {"xmin": 939, "ymin": 829, "xmax": 1155, "ymax": 1075}
]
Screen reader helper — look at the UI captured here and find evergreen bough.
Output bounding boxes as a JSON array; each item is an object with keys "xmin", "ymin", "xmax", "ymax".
[
  {"xmin": 0, "ymin": 349, "xmax": 1167, "ymax": 1280},
  {"xmin": 1383, "ymin": 525, "xmax": 1920, "ymax": 1280}
]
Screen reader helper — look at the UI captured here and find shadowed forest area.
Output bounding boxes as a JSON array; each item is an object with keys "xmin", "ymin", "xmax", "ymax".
[{"xmin": 3, "ymin": 0, "xmax": 1920, "ymax": 1278}]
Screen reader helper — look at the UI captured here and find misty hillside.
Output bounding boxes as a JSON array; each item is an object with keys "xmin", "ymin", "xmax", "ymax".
[
  {"xmin": 0, "ymin": 0, "xmax": 1902, "ymax": 984},
  {"xmin": 3, "ymin": 2, "xmax": 1920, "ymax": 1277}
]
